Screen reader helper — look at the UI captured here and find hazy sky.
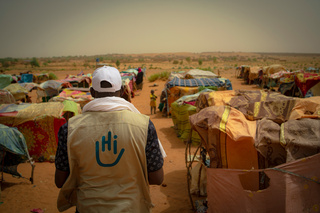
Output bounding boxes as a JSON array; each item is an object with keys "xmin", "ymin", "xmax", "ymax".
[{"xmin": 1, "ymin": 0, "xmax": 319, "ymax": 58}]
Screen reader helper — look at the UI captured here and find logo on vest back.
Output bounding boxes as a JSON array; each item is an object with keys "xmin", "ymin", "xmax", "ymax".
[{"xmin": 95, "ymin": 131, "xmax": 125, "ymax": 167}]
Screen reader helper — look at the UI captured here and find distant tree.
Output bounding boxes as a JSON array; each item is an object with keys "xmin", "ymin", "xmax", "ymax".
[
  {"xmin": 30, "ymin": 57, "xmax": 40, "ymax": 68},
  {"xmin": 186, "ymin": 57, "xmax": 191, "ymax": 63},
  {"xmin": 116, "ymin": 60, "xmax": 120, "ymax": 68},
  {"xmin": 173, "ymin": 60, "xmax": 179, "ymax": 64},
  {"xmin": 198, "ymin": 59, "xmax": 203, "ymax": 66}
]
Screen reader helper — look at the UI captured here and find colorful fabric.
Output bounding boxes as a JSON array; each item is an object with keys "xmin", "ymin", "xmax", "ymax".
[
  {"xmin": 0, "ymin": 102, "xmax": 76, "ymax": 161},
  {"xmin": 0, "ymin": 124, "xmax": 30, "ymax": 177},
  {"xmin": 171, "ymin": 89, "xmax": 213, "ymax": 145},
  {"xmin": 190, "ymin": 106, "xmax": 258, "ymax": 170},
  {"xmin": 295, "ymin": 72, "xmax": 320, "ymax": 97},
  {"xmin": 15, "ymin": 116, "xmax": 65, "ymax": 161},
  {"xmin": 3, "ymin": 83, "xmax": 29, "ymax": 101},
  {"xmin": 270, "ymin": 70, "xmax": 291, "ymax": 79}
]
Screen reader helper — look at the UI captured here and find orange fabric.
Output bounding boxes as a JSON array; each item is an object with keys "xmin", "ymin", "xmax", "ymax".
[
  {"xmin": 289, "ymin": 96, "xmax": 320, "ymax": 120},
  {"xmin": 190, "ymin": 106, "xmax": 258, "ymax": 170}
]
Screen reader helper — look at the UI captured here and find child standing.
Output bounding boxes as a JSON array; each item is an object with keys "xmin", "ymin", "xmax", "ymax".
[{"xmin": 150, "ymin": 90, "xmax": 157, "ymax": 114}]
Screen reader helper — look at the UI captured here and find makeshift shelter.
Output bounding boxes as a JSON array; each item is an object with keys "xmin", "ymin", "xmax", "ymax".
[
  {"xmin": 0, "ymin": 101, "xmax": 80, "ymax": 161},
  {"xmin": 3, "ymin": 83, "xmax": 29, "ymax": 102},
  {"xmin": 261, "ymin": 64, "xmax": 287, "ymax": 88},
  {"xmin": 165, "ymin": 77, "xmax": 232, "ymax": 114},
  {"xmin": 58, "ymin": 75, "xmax": 92, "ymax": 88},
  {"xmin": 50, "ymin": 88, "xmax": 93, "ymax": 108},
  {"xmin": 0, "ymin": 89, "xmax": 15, "ymax": 104},
  {"xmin": 236, "ymin": 65, "xmax": 250, "ymax": 79},
  {"xmin": 0, "ymin": 74, "xmax": 13, "ymax": 89},
  {"xmin": 187, "ymin": 92, "xmax": 320, "ymax": 212},
  {"xmin": 184, "ymin": 69, "xmax": 218, "ymax": 79},
  {"xmin": 19, "ymin": 73, "xmax": 33, "ymax": 83},
  {"xmin": 40, "ymin": 80, "xmax": 72, "ymax": 101},
  {"xmin": 0, "ymin": 124, "xmax": 35, "ymax": 183},
  {"xmin": 171, "ymin": 89, "xmax": 213, "ymax": 145},
  {"xmin": 278, "ymin": 71, "xmax": 320, "ymax": 98},
  {"xmin": 33, "ymin": 73, "xmax": 49, "ymax": 84},
  {"xmin": 247, "ymin": 66, "xmax": 262, "ymax": 85},
  {"xmin": 195, "ymin": 90, "xmax": 296, "ymax": 123}
]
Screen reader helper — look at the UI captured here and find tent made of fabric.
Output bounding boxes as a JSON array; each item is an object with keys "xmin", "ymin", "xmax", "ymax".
[
  {"xmin": 206, "ymin": 153, "xmax": 320, "ymax": 213},
  {"xmin": 0, "ymin": 102, "xmax": 78, "ymax": 161},
  {"xmin": 0, "ymin": 74, "xmax": 13, "ymax": 89},
  {"xmin": 40, "ymin": 80, "xmax": 72, "ymax": 97},
  {"xmin": 0, "ymin": 89, "xmax": 15, "ymax": 104},
  {"xmin": 248, "ymin": 66, "xmax": 263, "ymax": 83},
  {"xmin": 190, "ymin": 105, "xmax": 259, "ymax": 170},
  {"xmin": 166, "ymin": 77, "xmax": 228, "ymax": 88},
  {"xmin": 195, "ymin": 90, "xmax": 296, "ymax": 123},
  {"xmin": 0, "ymin": 124, "xmax": 34, "ymax": 182},
  {"xmin": 171, "ymin": 89, "xmax": 214, "ymax": 145},
  {"xmin": 50, "ymin": 88, "xmax": 93, "ymax": 108},
  {"xmin": 3, "ymin": 83, "xmax": 29, "ymax": 101},
  {"xmin": 263, "ymin": 64, "xmax": 287, "ymax": 76},
  {"xmin": 58, "ymin": 76, "xmax": 92, "ymax": 88},
  {"xmin": 184, "ymin": 69, "xmax": 218, "ymax": 79},
  {"xmin": 295, "ymin": 72, "xmax": 320, "ymax": 97},
  {"xmin": 122, "ymin": 69, "xmax": 138, "ymax": 76}
]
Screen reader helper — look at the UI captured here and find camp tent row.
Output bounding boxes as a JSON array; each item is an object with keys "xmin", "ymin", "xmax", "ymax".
[{"xmin": 180, "ymin": 89, "xmax": 320, "ymax": 212}]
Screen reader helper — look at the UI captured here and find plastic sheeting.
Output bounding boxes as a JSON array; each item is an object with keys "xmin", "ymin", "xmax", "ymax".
[{"xmin": 206, "ymin": 153, "xmax": 320, "ymax": 213}]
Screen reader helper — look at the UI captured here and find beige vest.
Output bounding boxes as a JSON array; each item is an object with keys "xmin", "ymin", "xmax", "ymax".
[{"xmin": 57, "ymin": 110, "xmax": 152, "ymax": 213}]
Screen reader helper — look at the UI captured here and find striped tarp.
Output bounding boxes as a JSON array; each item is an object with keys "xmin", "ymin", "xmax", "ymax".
[{"xmin": 166, "ymin": 77, "xmax": 232, "ymax": 89}]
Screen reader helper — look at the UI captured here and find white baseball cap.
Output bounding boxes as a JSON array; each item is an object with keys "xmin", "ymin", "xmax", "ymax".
[{"xmin": 91, "ymin": 66, "xmax": 122, "ymax": 92}]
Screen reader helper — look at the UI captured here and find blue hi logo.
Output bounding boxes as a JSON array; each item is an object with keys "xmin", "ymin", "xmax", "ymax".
[{"xmin": 95, "ymin": 131, "xmax": 125, "ymax": 167}]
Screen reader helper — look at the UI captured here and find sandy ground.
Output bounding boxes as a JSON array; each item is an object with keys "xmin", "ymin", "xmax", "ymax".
[{"xmin": 0, "ymin": 69, "xmax": 260, "ymax": 213}]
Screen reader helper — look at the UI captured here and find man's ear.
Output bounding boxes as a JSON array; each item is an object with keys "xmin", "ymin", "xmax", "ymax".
[{"xmin": 90, "ymin": 87, "xmax": 96, "ymax": 98}]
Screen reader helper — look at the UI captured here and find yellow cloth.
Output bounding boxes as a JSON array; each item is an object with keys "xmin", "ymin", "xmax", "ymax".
[{"xmin": 150, "ymin": 94, "xmax": 157, "ymax": 107}]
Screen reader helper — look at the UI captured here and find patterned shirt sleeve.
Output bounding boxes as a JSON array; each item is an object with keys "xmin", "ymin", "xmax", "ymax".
[
  {"xmin": 146, "ymin": 120, "xmax": 164, "ymax": 172},
  {"xmin": 55, "ymin": 122, "xmax": 69, "ymax": 172},
  {"xmin": 55, "ymin": 119, "xmax": 164, "ymax": 173}
]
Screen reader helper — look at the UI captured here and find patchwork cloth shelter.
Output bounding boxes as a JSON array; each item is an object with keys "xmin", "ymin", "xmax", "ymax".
[
  {"xmin": 188, "ymin": 92, "xmax": 320, "ymax": 212},
  {"xmin": 3, "ymin": 83, "xmax": 29, "ymax": 101},
  {"xmin": 165, "ymin": 77, "xmax": 232, "ymax": 114},
  {"xmin": 171, "ymin": 89, "xmax": 213, "ymax": 145},
  {"xmin": 58, "ymin": 75, "xmax": 92, "ymax": 88},
  {"xmin": 195, "ymin": 90, "xmax": 296, "ymax": 123},
  {"xmin": 50, "ymin": 88, "xmax": 93, "ymax": 108},
  {"xmin": 206, "ymin": 153, "xmax": 320, "ymax": 213},
  {"xmin": 0, "ymin": 74, "xmax": 13, "ymax": 89},
  {"xmin": 0, "ymin": 124, "xmax": 35, "ymax": 183},
  {"xmin": 184, "ymin": 69, "xmax": 218, "ymax": 79},
  {"xmin": 33, "ymin": 73, "xmax": 49, "ymax": 84},
  {"xmin": 0, "ymin": 101, "xmax": 80, "ymax": 161},
  {"xmin": 40, "ymin": 80, "xmax": 72, "ymax": 98},
  {"xmin": 247, "ymin": 66, "xmax": 262, "ymax": 84},
  {"xmin": 0, "ymin": 89, "xmax": 15, "ymax": 104}
]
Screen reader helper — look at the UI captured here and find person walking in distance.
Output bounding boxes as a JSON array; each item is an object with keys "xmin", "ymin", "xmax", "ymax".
[
  {"xmin": 55, "ymin": 66, "xmax": 165, "ymax": 213},
  {"xmin": 150, "ymin": 90, "xmax": 157, "ymax": 115}
]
